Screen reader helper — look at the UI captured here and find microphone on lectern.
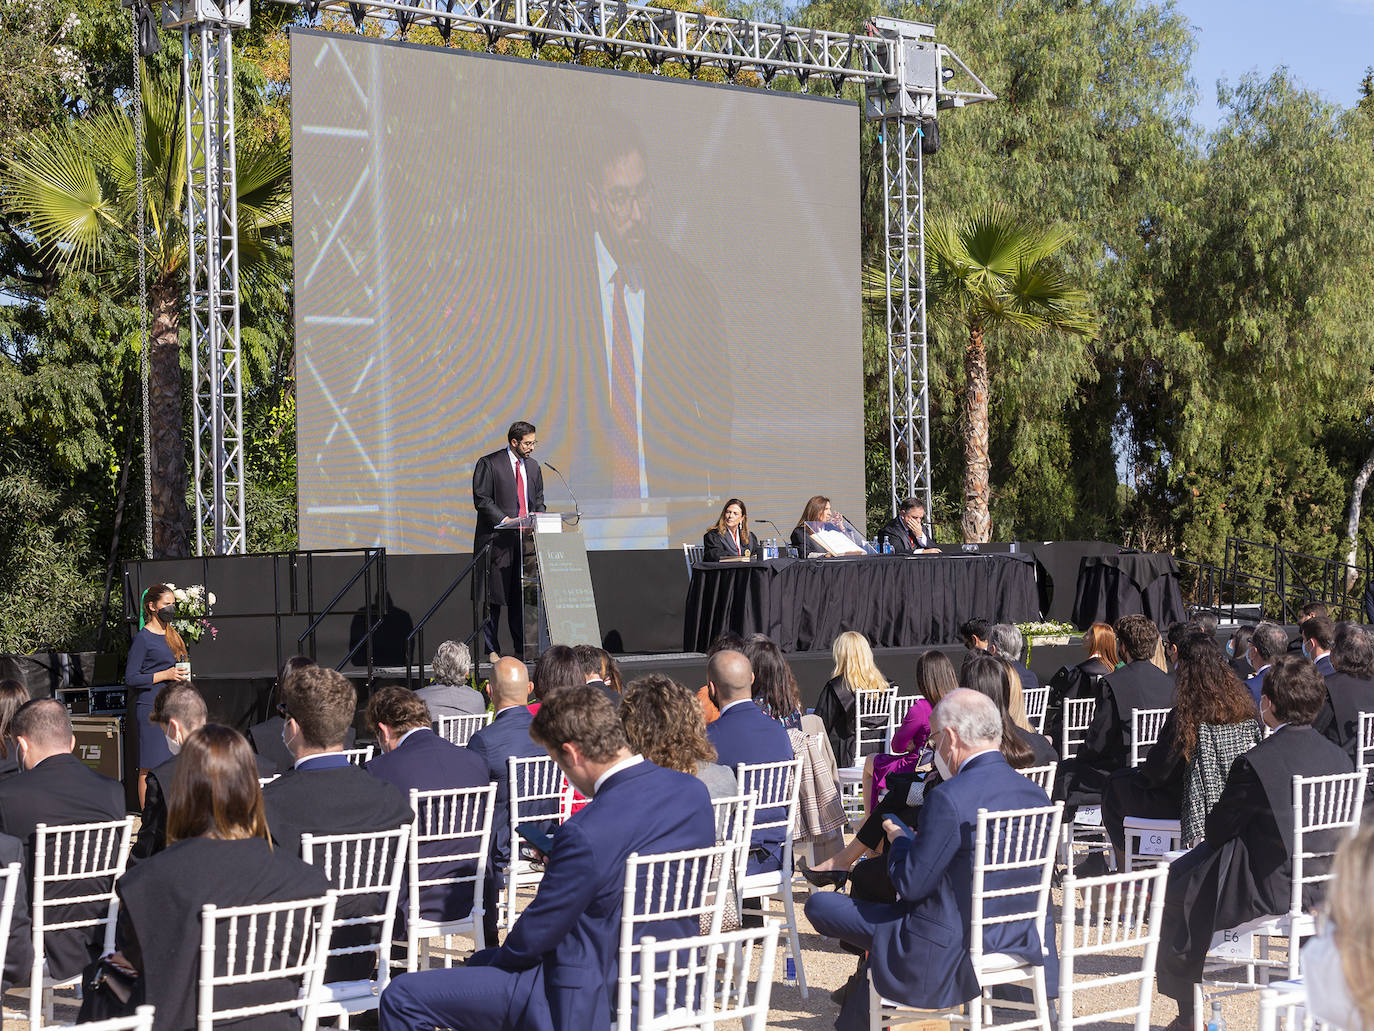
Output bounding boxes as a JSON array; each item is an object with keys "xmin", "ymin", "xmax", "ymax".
[{"xmin": 542, "ymin": 461, "xmax": 581, "ymax": 525}]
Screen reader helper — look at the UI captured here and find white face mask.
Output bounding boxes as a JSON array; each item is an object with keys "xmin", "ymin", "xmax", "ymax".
[
  {"xmin": 932, "ymin": 735, "xmax": 955, "ymax": 780},
  {"xmin": 164, "ymin": 733, "xmax": 181, "ymax": 756},
  {"xmin": 281, "ymin": 720, "xmax": 296, "ymax": 753}
]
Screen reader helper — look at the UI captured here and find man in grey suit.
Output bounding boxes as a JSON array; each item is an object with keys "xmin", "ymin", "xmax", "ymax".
[{"xmin": 416, "ymin": 640, "xmax": 487, "ymax": 721}]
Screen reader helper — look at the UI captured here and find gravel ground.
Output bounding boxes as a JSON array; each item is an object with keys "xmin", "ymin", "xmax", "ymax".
[{"xmin": 2, "ymin": 858, "xmax": 1277, "ymax": 1030}]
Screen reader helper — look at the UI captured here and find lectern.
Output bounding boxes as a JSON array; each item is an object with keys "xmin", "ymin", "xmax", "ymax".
[{"xmin": 494, "ymin": 513, "xmax": 601, "ymax": 659}]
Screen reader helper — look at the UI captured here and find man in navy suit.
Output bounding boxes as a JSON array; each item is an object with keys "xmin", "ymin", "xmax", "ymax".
[
  {"xmin": 468, "ymin": 657, "xmax": 547, "ymax": 944},
  {"xmin": 806, "ymin": 689, "xmax": 1058, "ymax": 1031},
  {"xmin": 1246, "ymin": 621, "xmax": 1288, "ymax": 708},
  {"xmin": 705, "ymin": 648, "xmax": 793, "ymax": 875},
  {"xmin": 380, "ymin": 683, "xmax": 716, "ymax": 1031},
  {"xmin": 1300, "ymin": 615, "xmax": 1336, "ymax": 677},
  {"xmin": 366, "ymin": 686, "xmax": 490, "ymax": 932},
  {"xmin": 472, "ymin": 421, "xmax": 546, "ymax": 656}
]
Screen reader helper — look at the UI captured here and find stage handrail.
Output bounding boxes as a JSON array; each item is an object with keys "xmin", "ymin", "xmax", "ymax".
[
  {"xmin": 297, "ymin": 548, "xmax": 388, "ymax": 679},
  {"xmin": 405, "ymin": 542, "xmax": 491, "ymax": 690}
]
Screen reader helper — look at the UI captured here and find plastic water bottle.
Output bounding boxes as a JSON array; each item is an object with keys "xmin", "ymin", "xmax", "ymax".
[
  {"xmin": 1206, "ymin": 1001, "xmax": 1226, "ymax": 1031},
  {"xmin": 881, "ymin": 538, "xmax": 893, "ymax": 554},
  {"xmin": 784, "ymin": 954, "xmax": 796, "ymax": 986}
]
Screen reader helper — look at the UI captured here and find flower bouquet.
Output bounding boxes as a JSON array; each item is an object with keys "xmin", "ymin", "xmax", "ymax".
[
  {"xmin": 163, "ymin": 583, "xmax": 218, "ymax": 645},
  {"xmin": 1016, "ymin": 619, "xmax": 1078, "ymax": 660}
]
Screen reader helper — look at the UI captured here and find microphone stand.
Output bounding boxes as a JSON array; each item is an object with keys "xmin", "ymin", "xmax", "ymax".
[
  {"xmin": 756, "ymin": 519, "xmax": 788, "ymax": 559},
  {"xmin": 541, "ymin": 462, "xmax": 581, "ymax": 526}
]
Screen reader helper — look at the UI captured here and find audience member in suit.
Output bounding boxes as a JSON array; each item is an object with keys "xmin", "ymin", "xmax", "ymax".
[
  {"xmin": 706, "ymin": 649, "xmax": 794, "ymax": 875},
  {"xmin": 1244, "ymin": 621, "xmax": 1289, "ymax": 709},
  {"xmin": 959, "ymin": 617, "xmax": 991, "ymax": 653},
  {"xmin": 0, "ymin": 699, "xmax": 125, "ymax": 981},
  {"xmin": 246, "ymin": 655, "xmax": 356, "ymax": 776},
  {"xmin": 1156, "ymin": 655, "xmax": 1355, "ymax": 1029},
  {"xmin": 621, "ymin": 673, "xmax": 737, "ymax": 798},
  {"xmin": 1314, "ymin": 622, "xmax": 1374, "ymax": 766},
  {"xmin": 263, "ymin": 665, "xmax": 413, "ymax": 981},
  {"xmin": 472, "ymin": 421, "xmax": 546, "ymax": 656},
  {"xmin": 415, "ymin": 640, "xmax": 487, "ymax": 721},
  {"xmin": 701, "ymin": 498, "xmax": 760, "ymax": 561},
  {"xmin": 1300, "ymin": 615, "xmax": 1337, "ymax": 677},
  {"xmin": 1043, "ymin": 622, "xmax": 1118, "ymax": 747},
  {"xmin": 380, "ymin": 683, "xmax": 716, "ymax": 1031},
  {"xmin": 878, "ymin": 497, "xmax": 938, "ymax": 555},
  {"xmin": 989, "ymin": 623, "xmax": 1039, "ymax": 692},
  {"xmin": 366, "ymin": 686, "xmax": 489, "ymax": 933},
  {"xmin": 0, "ymin": 680, "xmax": 28, "ymax": 783},
  {"xmin": 130, "ymin": 682, "xmax": 206, "ymax": 862},
  {"xmin": 0, "ymin": 831, "xmax": 31, "ymax": 991},
  {"xmin": 1226, "ymin": 625, "xmax": 1255, "ymax": 681},
  {"xmin": 1056, "ymin": 614, "xmax": 1175, "ymax": 808},
  {"xmin": 1101, "ymin": 634, "xmax": 1258, "ymax": 862},
  {"xmin": 806, "ymin": 690, "xmax": 1058, "ymax": 1030},
  {"xmin": 573, "ymin": 644, "xmax": 622, "ymax": 708},
  {"xmin": 468, "ymin": 657, "xmax": 546, "ymax": 945},
  {"xmin": 112, "ymin": 726, "xmax": 330, "ymax": 1031}
]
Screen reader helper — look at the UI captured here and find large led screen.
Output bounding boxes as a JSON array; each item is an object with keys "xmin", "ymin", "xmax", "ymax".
[{"xmin": 292, "ymin": 29, "xmax": 864, "ymax": 552}]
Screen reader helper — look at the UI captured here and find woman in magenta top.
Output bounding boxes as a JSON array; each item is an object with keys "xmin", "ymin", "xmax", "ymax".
[{"xmin": 862, "ymin": 649, "xmax": 959, "ymax": 812}]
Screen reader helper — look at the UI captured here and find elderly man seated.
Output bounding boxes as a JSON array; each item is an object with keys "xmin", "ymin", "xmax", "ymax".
[{"xmin": 805, "ymin": 689, "xmax": 1058, "ymax": 1030}]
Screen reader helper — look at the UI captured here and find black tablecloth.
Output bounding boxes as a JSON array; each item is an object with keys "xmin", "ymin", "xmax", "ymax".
[
  {"xmin": 1071, "ymin": 553, "xmax": 1186, "ymax": 629},
  {"xmin": 683, "ymin": 553, "xmax": 1040, "ymax": 652}
]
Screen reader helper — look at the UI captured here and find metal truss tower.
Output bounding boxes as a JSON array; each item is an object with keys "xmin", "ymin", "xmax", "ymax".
[{"xmin": 152, "ymin": 0, "xmax": 991, "ymax": 545}]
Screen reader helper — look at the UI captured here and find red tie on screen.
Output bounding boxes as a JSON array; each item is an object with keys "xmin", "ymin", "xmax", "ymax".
[
  {"xmin": 516, "ymin": 460, "xmax": 528, "ymax": 518},
  {"xmin": 610, "ymin": 271, "xmax": 639, "ymax": 499}
]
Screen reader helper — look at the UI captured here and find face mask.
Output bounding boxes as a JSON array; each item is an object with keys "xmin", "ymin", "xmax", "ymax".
[
  {"xmin": 281, "ymin": 721, "xmax": 296, "ymax": 753},
  {"xmin": 157, "ymin": 604, "xmax": 176, "ymax": 623},
  {"xmin": 1225, "ymin": 640, "xmax": 1234, "ymax": 658},
  {"xmin": 1302, "ymin": 642, "xmax": 1312, "ymax": 661},
  {"xmin": 932, "ymin": 743, "xmax": 954, "ymax": 781},
  {"xmin": 164, "ymin": 733, "xmax": 181, "ymax": 756}
]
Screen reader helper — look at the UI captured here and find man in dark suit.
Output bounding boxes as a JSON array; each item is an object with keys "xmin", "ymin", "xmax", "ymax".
[
  {"xmin": 472, "ymin": 421, "xmax": 546, "ymax": 657},
  {"xmin": 1314, "ymin": 622, "xmax": 1374, "ymax": 766},
  {"xmin": 1057, "ymin": 614, "xmax": 1174, "ymax": 808},
  {"xmin": 366, "ymin": 686, "xmax": 489, "ymax": 936},
  {"xmin": 1245, "ymin": 621, "xmax": 1288, "ymax": 708},
  {"xmin": 573, "ymin": 644, "xmax": 621, "ymax": 708},
  {"xmin": 130, "ymin": 682, "xmax": 206, "ymax": 862},
  {"xmin": 467, "ymin": 657, "xmax": 546, "ymax": 946},
  {"xmin": 0, "ymin": 699, "xmax": 125, "ymax": 982},
  {"xmin": 263, "ymin": 665, "xmax": 414, "ymax": 980},
  {"xmin": 806, "ymin": 689, "xmax": 1058, "ymax": 1031},
  {"xmin": 990, "ymin": 623, "xmax": 1039, "ymax": 692},
  {"xmin": 1300, "ymin": 614, "xmax": 1336, "ymax": 677},
  {"xmin": 878, "ymin": 498, "xmax": 938, "ymax": 555},
  {"xmin": 705, "ymin": 649, "xmax": 793, "ymax": 875},
  {"xmin": 1156, "ymin": 655, "xmax": 1355, "ymax": 1029},
  {"xmin": 380, "ymin": 683, "xmax": 715, "ymax": 1031},
  {"xmin": 540, "ymin": 115, "xmax": 730, "ymax": 512}
]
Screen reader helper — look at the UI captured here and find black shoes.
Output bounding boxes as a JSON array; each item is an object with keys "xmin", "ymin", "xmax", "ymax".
[{"xmin": 798, "ymin": 857, "xmax": 848, "ymax": 890}]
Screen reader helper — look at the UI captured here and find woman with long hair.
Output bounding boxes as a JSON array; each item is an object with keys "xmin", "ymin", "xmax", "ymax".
[
  {"xmin": 1043, "ymin": 621, "xmax": 1118, "ymax": 746},
  {"xmin": 814, "ymin": 631, "xmax": 892, "ymax": 767},
  {"xmin": 1101, "ymin": 633, "xmax": 1259, "ymax": 860},
  {"xmin": 125, "ymin": 584, "xmax": 190, "ymax": 801},
  {"xmin": 789, "ymin": 495, "xmax": 842, "ymax": 557},
  {"xmin": 621, "ymin": 674, "xmax": 734, "ymax": 797},
  {"xmin": 110, "ymin": 726, "xmax": 330, "ymax": 1031},
  {"xmin": 743, "ymin": 634, "xmax": 802, "ymax": 728},
  {"xmin": 960, "ymin": 653, "xmax": 1053, "ymax": 767},
  {"xmin": 859, "ymin": 650, "xmax": 958, "ymax": 810},
  {"xmin": 1305, "ymin": 824, "xmax": 1374, "ymax": 1029},
  {"xmin": 702, "ymin": 498, "xmax": 760, "ymax": 561},
  {"xmin": 0, "ymin": 679, "xmax": 27, "ymax": 780}
]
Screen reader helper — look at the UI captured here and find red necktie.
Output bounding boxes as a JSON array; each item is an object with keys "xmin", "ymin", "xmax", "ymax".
[
  {"xmin": 610, "ymin": 271, "xmax": 638, "ymax": 499},
  {"xmin": 732, "ymin": 530, "xmax": 740, "ymax": 554},
  {"xmin": 516, "ymin": 460, "xmax": 528, "ymax": 517}
]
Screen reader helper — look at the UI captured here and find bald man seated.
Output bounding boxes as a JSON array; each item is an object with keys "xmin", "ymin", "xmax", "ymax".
[{"xmin": 705, "ymin": 649, "xmax": 793, "ymax": 874}]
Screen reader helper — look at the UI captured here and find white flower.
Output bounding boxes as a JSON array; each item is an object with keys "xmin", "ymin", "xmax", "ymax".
[
  {"xmin": 174, "ymin": 589, "xmax": 188, "ymax": 603},
  {"xmin": 207, "ymin": 592, "xmax": 216, "ymax": 606},
  {"xmin": 165, "ymin": 583, "xmax": 176, "ymax": 591}
]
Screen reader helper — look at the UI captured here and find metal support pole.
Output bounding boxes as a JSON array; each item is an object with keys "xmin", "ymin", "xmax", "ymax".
[{"xmin": 172, "ymin": 0, "xmax": 249, "ymax": 555}]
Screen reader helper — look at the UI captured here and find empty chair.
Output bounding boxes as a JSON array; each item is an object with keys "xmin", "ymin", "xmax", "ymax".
[{"xmin": 405, "ymin": 784, "xmax": 497, "ymax": 969}]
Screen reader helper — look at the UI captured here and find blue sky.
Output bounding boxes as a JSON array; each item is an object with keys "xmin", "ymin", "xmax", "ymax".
[{"xmin": 1177, "ymin": 0, "xmax": 1373, "ymax": 129}]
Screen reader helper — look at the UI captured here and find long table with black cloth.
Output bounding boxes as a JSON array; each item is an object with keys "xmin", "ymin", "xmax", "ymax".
[{"xmin": 683, "ymin": 552, "xmax": 1041, "ymax": 652}]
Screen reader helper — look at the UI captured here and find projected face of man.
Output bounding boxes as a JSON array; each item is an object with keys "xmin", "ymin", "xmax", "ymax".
[{"xmin": 589, "ymin": 146, "xmax": 647, "ymax": 268}]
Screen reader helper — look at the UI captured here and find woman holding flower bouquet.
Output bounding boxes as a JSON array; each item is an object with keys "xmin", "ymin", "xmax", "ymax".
[{"xmin": 126, "ymin": 583, "xmax": 191, "ymax": 801}]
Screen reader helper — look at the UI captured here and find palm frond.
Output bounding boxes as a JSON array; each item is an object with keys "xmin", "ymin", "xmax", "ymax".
[{"xmin": 5, "ymin": 127, "xmax": 120, "ymax": 272}]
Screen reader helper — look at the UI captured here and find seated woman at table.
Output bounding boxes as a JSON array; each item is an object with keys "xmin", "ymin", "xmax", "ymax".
[
  {"xmin": 789, "ymin": 495, "xmax": 845, "ymax": 557},
  {"xmin": 702, "ymin": 498, "xmax": 760, "ymax": 561}
]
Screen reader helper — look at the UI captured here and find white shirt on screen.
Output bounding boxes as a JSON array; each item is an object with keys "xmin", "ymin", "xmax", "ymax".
[
  {"xmin": 594, "ymin": 231, "xmax": 648, "ymax": 498},
  {"xmin": 506, "ymin": 446, "xmax": 529, "ymax": 514}
]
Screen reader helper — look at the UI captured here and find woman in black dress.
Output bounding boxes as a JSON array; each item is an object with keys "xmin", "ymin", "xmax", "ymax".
[
  {"xmin": 125, "ymin": 584, "xmax": 189, "ymax": 803},
  {"xmin": 1043, "ymin": 621, "xmax": 1118, "ymax": 747},
  {"xmin": 702, "ymin": 498, "xmax": 759, "ymax": 561}
]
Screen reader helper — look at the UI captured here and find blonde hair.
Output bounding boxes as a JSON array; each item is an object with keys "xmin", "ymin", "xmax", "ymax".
[
  {"xmin": 994, "ymin": 655, "xmax": 1032, "ymax": 732},
  {"xmin": 1148, "ymin": 636, "xmax": 1169, "ymax": 673},
  {"xmin": 830, "ymin": 631, "xmax": 888, "ymax": 695},
  {"xmin": 1330, "ymin": 825, "xmax": 1374, "ymax": 1027}
]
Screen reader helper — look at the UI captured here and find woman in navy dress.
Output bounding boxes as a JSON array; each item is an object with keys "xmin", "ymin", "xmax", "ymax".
[{"xmin": 125, "ymin": 584, "xmax": 189, "ymax": 803}]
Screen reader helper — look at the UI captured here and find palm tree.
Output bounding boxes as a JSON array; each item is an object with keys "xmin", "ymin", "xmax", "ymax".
[
  {"xmin": 925, "ymin": 205, "xmax": 1095, "ymax": 542},
  {"xmin": 2, "ymin": 70, "xmax": 290, "ymax": 557}
]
